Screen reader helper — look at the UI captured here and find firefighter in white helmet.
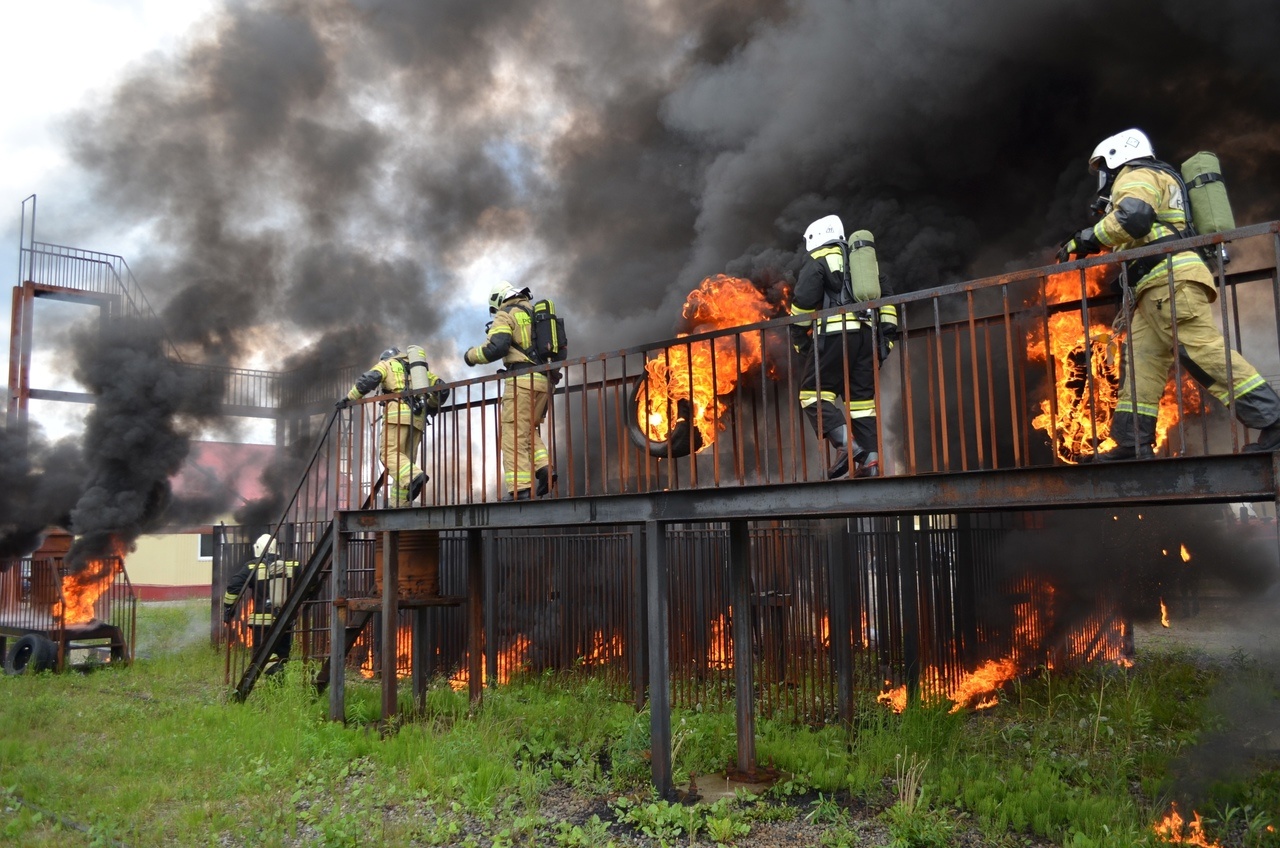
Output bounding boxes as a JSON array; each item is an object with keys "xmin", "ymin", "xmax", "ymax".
[
  {"xmin": 1059, "ymin": 128, "xmax": 1280, "ymax": 459},
  {"xmin": 790, "ymin": 214, "xmax": 899, "ymax": 478},
  {"xmin": 222, "ymin": 533, "xmax": 299, "ymax": 676},
  {"xmin": 463, "ymin": 281, "xmax": 555, "ymax": 500},
  {"xmin": 337, "ymin": 346, "xmax": 449, "ymax": 506}
]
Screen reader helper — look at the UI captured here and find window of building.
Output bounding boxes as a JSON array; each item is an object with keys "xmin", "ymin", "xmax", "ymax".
[{"xmin": 198, "ymin": 532, "xmax": 214, "ymax": 561}]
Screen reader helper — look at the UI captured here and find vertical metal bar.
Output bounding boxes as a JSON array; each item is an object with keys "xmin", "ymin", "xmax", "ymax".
[
  {"xmin": 897, "ymin": 515, "xmax": 920, "ymax": 705},
  {"xmin": 1164, "ymin": 261, "xmax": 1187, "ymax": 457},
  {"xmin": 381, "ymin": 531, "xmax": 399, "ymax": 722},
  {"xmin": 483, "ymin": 531, "xmax": 497, "ymax": 684},
  {"xmin": 468, "ymin": 528, "xmax": 484, "ymax": 705},
  {"xmin": 1079, "ymin": 267, "xmax": 1101, "ymax": 456},
  {"xmin": 966, "ymin": 292, "xmax": 985, "ymax": 469},
  {"xmin": 631, "ymin": 525, "xmax": 649, "ymax": 710},
  {"xmin": 645, "ymin": 520, "xmax": 672, "ymax": 797},
  {"xmin": 829, "ymin": 519, "xmax": 853, "ymax": 726},
  {"xmin": 729, "ymin": 519, "xmax": 757, "ymax": 775},
  {"xmin": 953, "ymin": 326, "xmax": 969, "ymax": 470}
]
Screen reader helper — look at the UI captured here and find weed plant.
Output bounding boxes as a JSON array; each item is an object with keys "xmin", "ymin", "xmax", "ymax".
[{"xmin": 1, "ymin": 601, "xmax": 1278, "ymax": 847}]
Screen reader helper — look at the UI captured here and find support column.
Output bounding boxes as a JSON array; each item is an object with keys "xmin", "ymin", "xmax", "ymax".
[
  {"xmin": 329, "ymin": 520, "xmax": 348, "ymax": 723},
  {"xmin": 644, "ymin": 520, "xmax": 672, "ymax": 797},
  {"xmin": 729, "ymin": 519, "xmax": 757, "ymax": 776},
  {"xmin": 468, "ymin": 528, "xmax": 484, "ymax": 706},
  {"xmin": 381, "ymin": 531, "xmax": 399, "ymax": 722}
]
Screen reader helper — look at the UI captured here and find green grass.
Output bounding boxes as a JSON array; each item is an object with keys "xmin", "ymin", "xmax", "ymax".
[{"xmin": 1, "ymin": 600, "xmax": 1277, "ymax": 847}]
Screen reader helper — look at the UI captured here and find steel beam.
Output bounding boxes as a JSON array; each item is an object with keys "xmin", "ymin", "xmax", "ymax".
[{"xmin": 339, "ymin": 455, "xmax": 1277, "ymax": 534}]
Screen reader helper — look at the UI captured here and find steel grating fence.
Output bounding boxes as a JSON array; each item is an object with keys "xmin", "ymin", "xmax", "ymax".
[{"xmin": 217, "ymin": 515, "xmax": 1135, "ymax": 724}]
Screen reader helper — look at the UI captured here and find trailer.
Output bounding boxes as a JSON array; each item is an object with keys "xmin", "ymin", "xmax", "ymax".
[{"xmin": 0, "ymin": 530, "xmax": 136, "ymax": 674}]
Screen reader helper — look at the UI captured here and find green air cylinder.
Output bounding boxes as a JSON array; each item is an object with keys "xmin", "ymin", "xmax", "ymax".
[
  {"xmin": 847, "ymin": 229, "xmax": 882, "ymax": 302},
  {"xmin": 1180, "ymin": 152, "xmax": 1235, "ymax": 235}
]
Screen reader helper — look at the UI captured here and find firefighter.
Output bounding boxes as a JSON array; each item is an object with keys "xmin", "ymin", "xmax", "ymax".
[
  {"xmin": 463, "ymin": 281, "xmax": 555, "ymax": 500},
  {"xmin": 790, "ymin": 215, "xmax": 899, "ymax": 479},
  {"xmin": 337, "ymin": 346, "xmax": 448, "ymax": 507},
  {"xmin": 1059, "ymin": 128, "xmax": 1280, "ymax": 459},
  {"xmin": 222, "ymin": 534, "xmax": 298, "ymax": 676}
]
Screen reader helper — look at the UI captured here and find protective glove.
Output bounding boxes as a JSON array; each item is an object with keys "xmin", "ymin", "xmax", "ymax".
[
  {"xmin": 464, "ymin": 347, "xmax": 481, "ymax": 367},
  {"xmin": 790, "ymin": 325, "xmax": 812, "ymax": 356},
  {"xmin": 335, "ymin": 397, "xmax": 351, "ymax": 410},
  {"xmin": 222, "ymin": 606, "xmax": 234, "ymax": 624},
  {"xmin": 1057, "ymin": 227, "xmax": 1102, "ymax": 263}
]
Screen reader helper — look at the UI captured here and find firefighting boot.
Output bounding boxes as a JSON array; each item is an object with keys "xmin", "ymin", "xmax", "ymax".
[
  {"xmin": 826, "ymin": 426, "xmax": 851, "ymax": 479},
  {"xmin": 853, "ymin": 450, "xmax": 880, "ymax": 478},
  {"xmin": 407, "ymin": 472, "xmax": 428, "ymax": 502},
  {"xmin": 503, "ymin": 489, "xmax": 532, "ymax": 502},
  {"xmin": 1080, "ymin": 412, "xmax": 1155, "ymax": 462},
  {"xmin": 535, "ymin": 466, "xmax": 557, "ymax": 496},
  {"xmin": 1236, "ymin": 382, "xmax": 1280, "ymax": 452}
]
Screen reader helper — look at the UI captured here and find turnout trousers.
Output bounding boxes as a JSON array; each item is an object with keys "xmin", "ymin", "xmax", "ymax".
[
  {"xmin": 501, "ymin": 371, "xmax": 550, "ymax": 497},
  {"xmin": 799, "ymin": 324, "xmax": 879, "ymax": 452},
  {"xmin": 1117, "ymin": 279, "xmax": 1280, "ymax": 432}
]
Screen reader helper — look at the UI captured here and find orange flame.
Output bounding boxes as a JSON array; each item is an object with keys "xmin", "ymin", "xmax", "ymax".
[
  {"xmin": 1160, "ymin": 598, "xmax": 1170, "ymax": 628},
  {"xmin": 449, "ymin": 635, "xmax": 532, "ymax": 690},
  {"xmin": 1180, "ymin": 544, "xmax": 1191, "ymax": 563},
  {"xmin": 878, "ymin": 576, "xmax": 1130, "ymax": 712},
  {"xmin": 1029, "ymin": 268, "xmax": 1201, "ymax": 462},
  {"xmin": 52, "ymin": 542, "xmax": 125, "ymax": 625},
  {"xmin": 1153, "ymin": 804, "xmax": 1222, "ymax": 846},
  {"xmin": 707, "ymin": 612, "xmax": 733, "ymax": 670},
  {"xmin": 638, "ymin": 275, "xmax": 780, "ymax": 449}
]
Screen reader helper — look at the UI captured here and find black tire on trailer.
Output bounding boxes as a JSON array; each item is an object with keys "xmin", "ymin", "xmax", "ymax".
[
  {"xmin": 626, "ymin": 377, "xmax": 704, "ymax": 458},
  {"xmin": 4, "ymin": 633, "xmax": 58, "ymax": 675}
]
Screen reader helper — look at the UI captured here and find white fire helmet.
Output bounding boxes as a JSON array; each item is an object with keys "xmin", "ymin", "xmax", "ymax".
[
  {"xmin": 253, "ymin": 534, "xmax": 277, "ymax": 559},
  {"xmin": 1089, "ymin": 128, "xmax": 1154, "ymax": 178},
  {"xmin": 488, "ymin": 280, "xmax": 523, "ymax": 314},
  {"xmin": 804, "ymin": 215, "xmax": 845, "ymax": 252}
]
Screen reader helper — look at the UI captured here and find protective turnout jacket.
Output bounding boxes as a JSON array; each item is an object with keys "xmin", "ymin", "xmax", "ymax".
[
  {"xmin": 466, "ymin": 296, "xmax": 540, "ymax": 371},
  {"xmin": 347, "ymin": 354, "xmax": 447, "ymax": 427},
  {"xmin": 1089, "ymin": 162, "xmax": 1214, "ymax": 299},
  {"xmin": 223, "ymin": 554, "xmax": 298, "ymax": 626},
  {"xmin": 789, "ymin": 243, "xmax": 898, "ymax": 345}
]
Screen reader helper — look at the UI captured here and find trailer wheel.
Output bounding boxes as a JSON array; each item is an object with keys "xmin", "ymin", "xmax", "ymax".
[
  {"xmin": 626, "ymin": 377, "xmax": 704, "ymax": 458},
  {"xmin": 4, "ymin": 634, "xmax": 58, "ymax": 675}
]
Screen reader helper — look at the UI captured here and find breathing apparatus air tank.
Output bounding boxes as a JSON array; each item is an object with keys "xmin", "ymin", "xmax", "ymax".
[
  {"xmin": 846, "ymin": 229, "xmax": 882, "ymax": 303},
  {"xmin": 406, "ymin": 345, "xmax": 431, "ymax": 391},
  {"xmin": 1180, "ymin": 152, "xmax": 1235, "ymax": 236}
]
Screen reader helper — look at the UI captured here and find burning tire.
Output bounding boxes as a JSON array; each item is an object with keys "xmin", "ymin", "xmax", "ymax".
[
  {"xmin": 626, "ymin": 377, "xmax": 704, "ymax": 458},
  {"xmin": 4, "ymin": 634, "xmax": 58, "ymax": 675}
]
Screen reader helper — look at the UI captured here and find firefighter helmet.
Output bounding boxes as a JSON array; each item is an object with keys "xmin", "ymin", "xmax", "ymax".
[
  {"xmin": 804, "ymin": 215, "xmax": 844, "ymax": 251},
  {"xmin": 1089, "ymin": 129, "xmax": 1154, "ymax": 174},
  {"xmin": 253, "ymin": 534, "xmax": 277, "ymax": 559},
  {"xmin": 379, "ymin": 347, "xmax": 401, "ymax": 361},
  {"xmin": 488, "ymin": 281, "xmax": 522, "ymax": 314}
]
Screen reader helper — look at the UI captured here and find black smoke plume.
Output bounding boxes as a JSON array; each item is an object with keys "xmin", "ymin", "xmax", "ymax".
[{"xmin": 10, "ymin": 0, "xmax": 1279, "ymax": 546}]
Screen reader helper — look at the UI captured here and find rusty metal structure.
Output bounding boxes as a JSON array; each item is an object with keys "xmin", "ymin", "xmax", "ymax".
[
  {"xmin": 9, "ymin": 194, "xmax": 1280, "ymax": 792},
  {"xmin": 0, "ymin": 529, "xmax": 136, "ymax": 674}
]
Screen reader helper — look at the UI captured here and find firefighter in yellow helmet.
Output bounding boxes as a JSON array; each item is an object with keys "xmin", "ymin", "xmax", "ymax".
[
  {"xmin": 222, "ymin": 533, "xmax": 299, "ymax": 676},
  {"xmin": 1060, "ymin": 128, "xmax": 1280, "ymax": 459},
  {"xmin": 790, "ymin": 215, "xmax": 899, "ymax": 478},
  {"xmin": 338, "ymin": 346, "xmax": 449, "ymax": 506},
  {"xmin": 463, "ymin": 281, "xmax": 555, "ymax": 500}
]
